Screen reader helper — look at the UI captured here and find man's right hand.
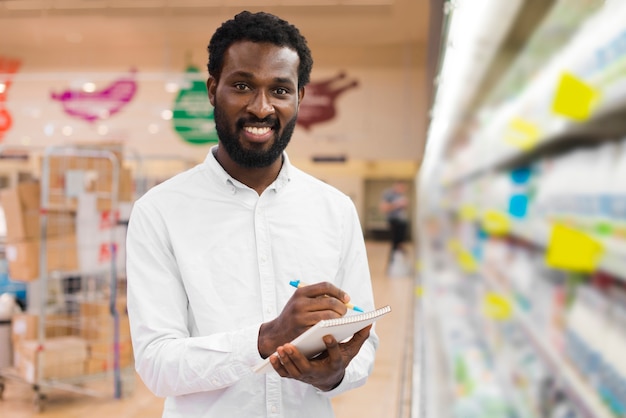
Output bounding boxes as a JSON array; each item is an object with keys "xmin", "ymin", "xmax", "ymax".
[{"xmin": 257, "ymin": 281, "xmax": 351, "ymax": 358}]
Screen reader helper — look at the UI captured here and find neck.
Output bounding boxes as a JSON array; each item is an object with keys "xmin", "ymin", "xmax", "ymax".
[{"xmin": 214, "ymin": 146, "xmax": 283, "ymax": 195}]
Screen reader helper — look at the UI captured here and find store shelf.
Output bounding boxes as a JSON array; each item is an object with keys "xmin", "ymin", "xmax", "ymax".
[
  {"xmin": 508, "ymin": 218, "xmax": 626, "ymax": 280},
  {"xmin": 482, "ymin": 266, "xmax": 614, "ymax": 418},
  {"xmin": 473, "ymin": 310, "xmax": 535, "ymax": 418},
  {"xmin": 447, "ymin": 77, "xmax": 626, "ymax": 186},
  {"xmin": 442, "ymin": 2, "xmax": 626, "ymax": 186}
]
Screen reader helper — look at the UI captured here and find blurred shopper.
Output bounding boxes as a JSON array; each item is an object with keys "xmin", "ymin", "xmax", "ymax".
[
  {"xmin": 380, "ymin": 181, "xmax": 410, "ymax": 275},
  {"xmin": 126, "ymin": 11, "xmax": 379, "ymax": 418}
]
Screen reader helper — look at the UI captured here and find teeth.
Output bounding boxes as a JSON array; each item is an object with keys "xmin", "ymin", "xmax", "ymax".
[{"xmin": 245, "ymin": 126, "xmax": 271, "ymax": 135}]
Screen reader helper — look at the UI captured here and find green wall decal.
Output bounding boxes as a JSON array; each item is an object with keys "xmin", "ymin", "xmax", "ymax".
[{"xmin": 172, "ymin": 66, "xmax": 218, "ymax": 145}]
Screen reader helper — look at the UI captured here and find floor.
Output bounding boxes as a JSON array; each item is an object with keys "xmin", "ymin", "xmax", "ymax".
[{"xmin": 0, "ymin": 240, "xmax": 417, "ymax": 418}]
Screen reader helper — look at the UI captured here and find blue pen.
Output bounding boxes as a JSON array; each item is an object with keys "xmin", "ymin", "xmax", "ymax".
[{"xmin": 289, "ymin": 280, "xmax": 364, "ymax": 313}]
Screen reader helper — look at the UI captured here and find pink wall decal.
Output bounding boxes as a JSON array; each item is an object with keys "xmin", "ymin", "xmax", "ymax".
[{"xmin": 51, "ymin": 69, "xmax": 138, "ymax": 123}]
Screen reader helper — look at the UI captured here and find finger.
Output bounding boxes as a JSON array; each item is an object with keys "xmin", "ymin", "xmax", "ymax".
[
  {"xmin": 346, "ymin": 325, "xmax": 372, "ymax": 348},
  {"xmin": 269, "ymin": 353, "xmax": 287, "ymax": 376},
  {"xmin": 277, "ymin": 345, "xmax": 304, "ymax": 378},
  {"xmin": 299, "ymin": 283, "xmax": 349, "ymax": 317},
  {"xmin": 340, "ymin": 325, "xmax": 372, "ymax": 357},
  {"xmin": 322, "ymin": 335, "xmax": 344, "ymax": 369},
  {"xmin": 353, "ymin": 325, "xmax": 372, "ymax": 342},
  {"xmin": 299, "ymin": 282, "xmax": 350, "ymax": 306}
]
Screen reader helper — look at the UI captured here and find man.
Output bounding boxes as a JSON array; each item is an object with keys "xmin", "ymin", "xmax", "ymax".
[
  {"xmin": 126, "ymin": 11, "xmax": 379, "ymax": 417},
  {"xmin": 379, "ymin": 181, "xmax": 409, "ymax": 273}
]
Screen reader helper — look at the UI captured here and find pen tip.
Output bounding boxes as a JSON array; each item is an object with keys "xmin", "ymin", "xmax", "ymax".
[
  {"xmin": 353, "ymin": 306, "xmax": 364, "ymax": 313},
  {"xmin": 289, "ymin": 280, "xmax": 300, "ymax": 287}
]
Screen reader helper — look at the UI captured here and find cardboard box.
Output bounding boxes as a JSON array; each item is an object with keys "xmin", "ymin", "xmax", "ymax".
[
  {"xmin": 85, "ymin": 349, "xmax": 133, "ymax": 374},
  {"xmin": 40, "ymin": 148, "xmax": 132, "ymax": 212},
  {"xmin": 11, "ymin": 313, "xmax": 38, "ymax": 342},
  {"xmin": 85, "ymin": 337, "xmax": 134, "ymax": 374},
  {"xmin": 11, "ymin": 313, "xmax": 77, "ymax": 343},
  {"xmin": 88, "ymin": 339, "xmax": 133, "ymax": 358},
  {"xmin": 14, "ymin": 336, "xmax": 87, "ymax": 383},
  {"xmin": 79, "ymin": 298, "xmax": 127, "ymax": 318},
  {"xmin": 5, "ymin": 233, "xmax": 79, "ymax": 281},
  {"xmin": 0, "ymin": 181, "xmax": 76, "ymax": 241},
  {"xmin": 80, "ymin": 315, "xmax": 130, "ymax": 341}
]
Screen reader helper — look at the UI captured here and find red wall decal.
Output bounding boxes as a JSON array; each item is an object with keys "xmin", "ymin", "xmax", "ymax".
[
  {"xmin": 0, "ymin": 57, "xmax": 22, "ymax": 142},
  {"xmin": 297, "ymin": 72, "xmax": 358, "ymax": 131}
]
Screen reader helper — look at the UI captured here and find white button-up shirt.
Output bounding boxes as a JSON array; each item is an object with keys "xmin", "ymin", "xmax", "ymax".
[{"xmin": 126, "ymin": 147, "xmax": 379, "ymax": 417}]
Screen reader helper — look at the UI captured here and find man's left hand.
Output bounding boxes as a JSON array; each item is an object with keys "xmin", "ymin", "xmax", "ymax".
[{"xmin": 268, "ymin": 325, "xmax": 372, "ymax": 391}]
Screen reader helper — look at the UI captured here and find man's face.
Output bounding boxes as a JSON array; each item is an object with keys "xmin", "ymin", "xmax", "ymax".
[{"xmin": 207, "ymin": 41, "xmax": 304, "ymax": 168}]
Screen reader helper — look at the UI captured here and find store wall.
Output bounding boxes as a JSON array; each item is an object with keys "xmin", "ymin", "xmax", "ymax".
[
  {"xmin": 1, "ymin": 12, "xmax": 426, "ymax": 228},
  {"xmin": 2, "ymin": 65, "xmax": 424, "ymax": 161},
  {"xmin": 1, "ymin": 61, "xmax": 424, "ymax": 224}
]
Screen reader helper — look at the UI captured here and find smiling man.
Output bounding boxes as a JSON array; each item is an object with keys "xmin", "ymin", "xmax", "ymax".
[{"xmin": 126, "ymin": 11, "xmax": 379, "ymax": 417}]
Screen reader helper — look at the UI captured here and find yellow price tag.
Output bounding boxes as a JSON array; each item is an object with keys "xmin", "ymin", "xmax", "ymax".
[
  {"xmin": 552, "ymin": 72, "xmax": 600, "ymax": 121},
  {"xmin": 447, "ymin": 239, "xmax": 462, "ymax": 252},
  {"xmin": 546, "ymin": 224, "xmax": 604, "ymax": 272},
  {"xmin": 459, "ymin": 204, "xmax": 478, "ymax": 221},
  {"xmin": 458, "ymin": 250, "xmax": 478, "ymax": 273},
  {"xmin": 482, "ymin": 210, "xmax": 511, "ymax": 236},
  {"xmin": 504, "ymin": 117, "xmax": 541, "ymax": 151},
  {"xmin": 483, "ymin": 292, "xmax": 513, "ymax": 321},
  {"xmin": 415, "ymin": 285, "xmax": 423, "ymax": 297}
]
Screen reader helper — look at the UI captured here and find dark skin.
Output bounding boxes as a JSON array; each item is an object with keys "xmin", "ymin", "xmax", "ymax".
[
  {"xmin": 262, "ymin": 282, "xmax": 372, "ymax": 391},
  {"xmin": 207, "ymin": 41, "xmax": 301, "ymax": 195},
  {"xmin": 206, "ymin": 41, "xmax": 371, "ymax": 391}
]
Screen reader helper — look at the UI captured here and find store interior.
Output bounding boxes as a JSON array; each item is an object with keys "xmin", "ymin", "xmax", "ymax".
[{"xmin": 1, "ymin": 0, "xmax": 626, "ymax": 417}]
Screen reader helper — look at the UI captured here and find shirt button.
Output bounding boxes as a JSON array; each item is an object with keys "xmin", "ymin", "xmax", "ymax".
[
  {"xmin": 211, "ymin": 379, "xmax": 219, "ymax": 386},
  {"xmin": 271, "ymin": 405, "xmax": 277, "ymax": 413},
  {"xmin": 260, "ymin": 255, "xmax": 267, "ymax": 263},
  {"xmin": 266, "ymin": 307, "xmax": 272, "ymax": 314}
]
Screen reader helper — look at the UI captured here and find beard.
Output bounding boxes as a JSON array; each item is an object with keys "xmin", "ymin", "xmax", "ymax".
[{"xmin": 214, "ymin": 104, "xmax": 297, "ymax": 168}]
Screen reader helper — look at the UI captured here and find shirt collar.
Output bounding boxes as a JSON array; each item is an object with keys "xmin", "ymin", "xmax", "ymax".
[{"xmin": 204, "ymin": 145, "xmax": 292, "ymax": 192}]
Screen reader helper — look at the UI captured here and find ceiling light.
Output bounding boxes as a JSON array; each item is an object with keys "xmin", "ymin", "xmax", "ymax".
[
  {"xmin": 165, "ymin": 82, "xmax": 179, "ymax": 93},
  {"xmin": 82, "ymin": 82, "xmax": 96, "ymax": 93},
  {"xmin": 161, "ymin": 109, "xmax": 173, "ymax": 120},
  {"xmin": 97, "ymin": 125, "xmax": 109, "ymax": 135},
  {"xmin": 44, "ymin": 123, "xmax": 55, "ymax": 137}
]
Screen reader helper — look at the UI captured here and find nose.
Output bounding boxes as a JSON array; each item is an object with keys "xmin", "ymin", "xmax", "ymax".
[{"xmin": 247, "ymin": 90, "xmax": 275, "ymax": 119}]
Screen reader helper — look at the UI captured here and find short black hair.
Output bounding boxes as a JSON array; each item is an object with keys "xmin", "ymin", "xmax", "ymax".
[{"xmin": 207, "ymin": 11, "xmax": 313, "ymax": 89}]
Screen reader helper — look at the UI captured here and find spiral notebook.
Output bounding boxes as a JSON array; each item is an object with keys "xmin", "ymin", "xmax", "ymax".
[{"xmin": 253, "ymin": 305, "xmax": 391, "ymax": 374}]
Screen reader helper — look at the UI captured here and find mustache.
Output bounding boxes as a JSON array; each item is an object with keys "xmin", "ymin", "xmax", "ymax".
[{"xmin": 236, "ymin": 116, "xmax": 278, "ymax": 128}]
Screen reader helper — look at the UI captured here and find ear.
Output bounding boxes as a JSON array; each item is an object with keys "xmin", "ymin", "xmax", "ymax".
[
  {"xmin": 297, "ymin": 87, "xmax": 305, "ymax": 109},
  {"xmin": 207, "ymin": 76, "xmax": 217, "ymax": 106}
]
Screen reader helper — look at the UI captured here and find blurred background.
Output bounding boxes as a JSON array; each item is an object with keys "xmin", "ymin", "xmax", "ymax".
[{"xmin": 1, "ymin": 0, "xmax": 625, "ymax": 417}]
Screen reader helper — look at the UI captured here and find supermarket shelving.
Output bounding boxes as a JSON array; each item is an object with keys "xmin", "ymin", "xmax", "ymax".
[
  {"xmin": 482, "ymin": 266, "xmax": 614, "ymax": 418},
  {"xmin": 418, "ymin": 1, "xmax": 626, "ymax": 417}
]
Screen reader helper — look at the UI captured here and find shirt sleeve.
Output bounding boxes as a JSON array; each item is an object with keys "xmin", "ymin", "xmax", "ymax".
[
  {"xmin": 126, "ymin": 199, "xmax": 262, "ymax": 397},
  {"xmin": 320, "ymin": 196, "xmax": 380, "ymax": 397}
]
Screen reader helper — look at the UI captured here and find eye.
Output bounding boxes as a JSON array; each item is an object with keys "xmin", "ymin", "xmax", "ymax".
[
  {"xmin": 234, "ymin": 83, "xmax": 250, "ymax": 91},
  {"xmin": 274, "ymin": 87, "xmax": 289, "ymax": 96}
]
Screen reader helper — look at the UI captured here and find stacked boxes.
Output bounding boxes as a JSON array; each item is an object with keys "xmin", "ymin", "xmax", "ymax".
[
  {"xmin": 10, "ymin": 296, "xmax": 133, "ymax": 382},
  {"xmin": 80, "ymin": 298, "xmax": 134, "ymax": 374},
  {"xmin": 11, "ymin": 313, "xmax": 85, "ymax": 383},
  {"xmin": 42, "ymin": 148, "xmax": 133, "ymax": 212},
  {"xmin": 14, "ymin": 337, "xmax": 88, "ymax": 383},
  {"xmin": 0, "ymin": 146, "xmax": 133, "ymax": 281},
  {"xmin": 0, "ymin": 181, "xmax": 78, "ymax": 281}
]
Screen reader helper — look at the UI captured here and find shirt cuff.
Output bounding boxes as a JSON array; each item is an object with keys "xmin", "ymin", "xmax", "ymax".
[{"xmin": 235, "ymin": 323, "xmax": 264, "ymax": 367}]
